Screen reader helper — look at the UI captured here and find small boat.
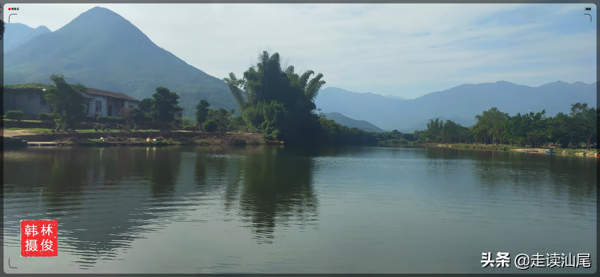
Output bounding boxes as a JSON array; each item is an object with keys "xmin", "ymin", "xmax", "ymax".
[
  {"xmin": 545, "ymin": 150, "xmax": 555, "ymax": 154},
  {"xmin": 265, "ymin": 140, "xmax": 284, "ymax": 145},
  {"xmin": 597, "ymin": 153, "xmax": 600, "ymax": 158}
]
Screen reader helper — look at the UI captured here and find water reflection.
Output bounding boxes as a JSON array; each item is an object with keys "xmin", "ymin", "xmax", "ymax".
[
  {"xmin": 237, "ymin": 147, "xmax": 318, "ymax": 244},
  {"xmin": 3, "ymin": 145, "xmax": 320, "ymax": 269},
  {"xmin": 3, "ymin": 146, "xmax": 595, "ymax": 273},
  {"xmin": 467, "ymin": 150, "xmax": 597, "ymax": 217}
]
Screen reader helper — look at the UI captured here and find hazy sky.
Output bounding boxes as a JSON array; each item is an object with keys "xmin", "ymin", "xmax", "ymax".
[{"xmin": 4, "ymin": 3, "xmax": 597, "ymax": 99}]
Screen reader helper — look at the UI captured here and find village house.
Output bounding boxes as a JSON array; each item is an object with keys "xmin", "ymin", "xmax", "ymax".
[
  {"xmin": 83, "ymin": 88, "xmax": 140, "ymax": 117},
  {"xmin": 3, "ymin": 87, "xmax": 157, "ymax": 119},
  {"xmin": 2, "ymin": 87, "xmax": 53, "ymax": 118}
]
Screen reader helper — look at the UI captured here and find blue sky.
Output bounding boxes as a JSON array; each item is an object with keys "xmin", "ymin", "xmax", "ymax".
[{"xmin": 5, "ymin": 4, "xmax": 597, "ymax": 99}]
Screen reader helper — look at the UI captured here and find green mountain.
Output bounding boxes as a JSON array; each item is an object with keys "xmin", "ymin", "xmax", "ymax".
[
  {"xmin": 324, "ymin": 112, "xmax": 384, "ymax": 132},
  {"xmin": 3, "ymin": 7, "xmax": 237, "ymax": 118}
]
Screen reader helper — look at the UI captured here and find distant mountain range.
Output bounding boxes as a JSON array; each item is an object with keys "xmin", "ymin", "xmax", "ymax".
[
  {"xmin": 3, "ymin": 7, "xmax": 237, "ymax": 118},
  {"xmin": 3, "ymin": 23, "xmax": 51, "ymax": 52},
  {"xmin": 323, "ymin": 112, "xmax": 384, "ymax": 132},
  {"xmin": 384, "ymin": 95, "xmax": 407, "ymax": 101},
  {"xmin": 316, "ymin": 81, "xmax": 597, "ymax": 131}
]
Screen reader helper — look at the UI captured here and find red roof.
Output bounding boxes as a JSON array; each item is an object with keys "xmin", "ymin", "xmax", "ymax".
[{"xmin": 85, "ymin": 88, "xmax": 140, "ymax": 102}]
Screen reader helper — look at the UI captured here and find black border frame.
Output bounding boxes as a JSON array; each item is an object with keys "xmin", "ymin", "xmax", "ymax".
[{"xmin": 1, "ymin": 1, "xmax": 598, "ymax": 276}]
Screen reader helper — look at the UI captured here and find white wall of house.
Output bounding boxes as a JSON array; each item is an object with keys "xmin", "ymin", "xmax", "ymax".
[
  {"xmin": 87, "ymin": 96, "xmax": 108, "ymax": 117},
  {"xmin": 3, "ymin": 89, "xmax": 53, "ymax": 118},
  {"xmin": 86, "ymin": 97, "xmax": 139, "ymax": 117},
  {"xmin": 124, "ymin": 100, "xmax": 139, "ymax": 110}
]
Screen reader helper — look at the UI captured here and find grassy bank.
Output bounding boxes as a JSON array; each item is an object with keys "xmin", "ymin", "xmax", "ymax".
[
  {"xmin": 422, "ymin": 143, "xmax": 598, "ymax": 157},
  {"xmin": 3, "ymin": 127, "xmax": 266, "ymax": 147},
  {"xmin": 55, "ymin": 133, "xmax": 265, "ymax": 147},
  {"xmin": 4, "ymin": 127, "xmax": 160, "ymax": 133}
]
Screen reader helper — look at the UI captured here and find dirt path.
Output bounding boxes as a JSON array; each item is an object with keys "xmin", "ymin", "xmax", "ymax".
[{"xmin": 2, "ymin": 129, "xmax": 38, "ymax": 137}]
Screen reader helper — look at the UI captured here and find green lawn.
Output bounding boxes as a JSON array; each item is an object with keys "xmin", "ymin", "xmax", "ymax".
[{"xmin": 5, "ymin": 127, "xmax": 52, "ymax": 133}]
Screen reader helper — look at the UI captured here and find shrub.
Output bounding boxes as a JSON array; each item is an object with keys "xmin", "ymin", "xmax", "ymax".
[
  {"xmin": 98, "ymin": 116, "xmax": 125, "ymax": 124},
  {"xmin": 242, "ymin": 106, "xmax": 265, "ymax": 127},
  {"xmin": 132, "ymin": 109, "xmax": 151, "ymax": 124},
  {"xmin": 203, "ymin": 119, "xmax": 218, "ymax": 132},
  {"xmin": 182, "ymin": 117, "xmax": 192, "ymax": 126},
  {"xmin": 6, "ymin": 110, "xmax": 23, "ymax": 120},
  {"xmin": 119, "ymin": 108, "xmax": 134, "ymax": 122},
  {"xmin": 39, "ymin": 113, "xmax": 54, "ymax": 121},
  {"xmin": 174, "ymin": 118, "xmax": 183, "ymax": 126}
]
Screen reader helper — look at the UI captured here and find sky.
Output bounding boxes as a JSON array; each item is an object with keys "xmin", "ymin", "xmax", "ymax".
[{"xmin": 3, "ymin": 3, "xmax": 597, "ymax": 99}]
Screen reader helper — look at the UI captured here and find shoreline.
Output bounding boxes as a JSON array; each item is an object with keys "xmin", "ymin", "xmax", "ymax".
[
  {"xmin": 419, "ymin": 143, "xmax": 598, "ymax": 158},
  {"xmin": 2, "ymin": 129, "xmax": 266, "ymax": 148},
  {"xmin": 2, "ymin": 128, "xmax": 598, "ymax": 158}
]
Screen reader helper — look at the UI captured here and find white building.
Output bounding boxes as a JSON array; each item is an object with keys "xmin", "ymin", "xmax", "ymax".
[{"xmin": 84, "ymin": 88, "xmax": 140, "ymax": 117}]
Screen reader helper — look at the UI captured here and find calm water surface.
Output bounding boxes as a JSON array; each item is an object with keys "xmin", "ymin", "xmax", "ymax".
[{"xmin": 3, "ymin": 146, "xmax": 597, "ymax": 273}]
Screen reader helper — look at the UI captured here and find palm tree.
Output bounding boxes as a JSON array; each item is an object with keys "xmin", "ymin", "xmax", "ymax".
[
  {"xmin": 284, "ymin": 66, "xmax": 326, "ymax": 111},
  {"xmin": 224, "ymin": 51, "xmax": 326, "ymax": 112}
]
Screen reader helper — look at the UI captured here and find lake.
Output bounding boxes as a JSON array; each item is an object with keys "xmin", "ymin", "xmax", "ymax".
[{"xmin": 2, "ymin": 145, "xmax": 597, "ymax": 274}]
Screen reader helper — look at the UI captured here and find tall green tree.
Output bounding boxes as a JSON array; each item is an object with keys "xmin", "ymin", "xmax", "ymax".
[
  {"xmin": 570, "ymin": 103, "xmax": 597, "ymax": 150},
  {"xmin": 43, "ymin": 74, "xmax": 87, "ymax": 130},
  {"xmin": 223, "ymin": 51, "xmax": 325, "ymax": 144},
  {"xmin": 150, "ymin": 87, "xmax": 180, "ymax": 126},
  {"xmin": 548, "ymin": 112, "xmax": 573, "ymax": 148},
  {"xmin": 472, "ymin": 107, "xmax": 508, "ymax": 144},
  {"xmin": 140, "ymin": 98, "xmax": 155, "ymax": 113},
  {"xmin": 425, "ymin": 118, "xmax": 443, "ymax": 141},
  {"xmin": 207, "ymin": 108, "xmax": 234, "ymax": 132},
  {"xmin": 195, "ymin": 99, "xmax": 211, "ymax": 125}
]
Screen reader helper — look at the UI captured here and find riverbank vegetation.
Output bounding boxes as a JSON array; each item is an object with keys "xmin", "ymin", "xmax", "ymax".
[
  {"xmin": 3, "ymin": 53, "xmax": 597, "ymax": 151},
  {"xmin": 220, "ymin": 51, "xmax": 381, "ymax": 146},
  {"xmin": 419, "ymin": 103, "xmax": 597, "ymax": 150},
  {"xmin": 54, "ymin": 132, "xmax": 264, "ymax": 147}
]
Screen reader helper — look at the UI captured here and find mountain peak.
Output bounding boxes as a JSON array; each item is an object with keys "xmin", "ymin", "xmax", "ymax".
[
  {"xmin": 35, "ymin": 25, "xmax": 51, "ymax": 32},
  {"xmin": 56, "ymin": 6, "xmax": 137, "ymax": 35},
  {"xmin": 539, "ymin": 80, "xmax": 570, "ymax": 88},
  {"xmin": 85, "ymin": 6, "xmax": 121, "ymax": 16}
]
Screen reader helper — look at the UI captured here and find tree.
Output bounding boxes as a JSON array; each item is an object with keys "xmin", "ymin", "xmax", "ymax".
[
  {"xmin": 207, "ymin": 108, "xmax": 233, "ymax": 132},
  {"xmin": 140, "ymin": 98, "xmax": 155, "ymax": 113},
  {"xmin": 425, "ymin": 118, "xmax": 442, "ymax": 141},
  {"xmin": 570, "ymin": 103, "xmax": 597, "ymax": 150},
  {"xmin": 223, "ymin": 51, "xmax": 325, "ymax": 144},
  {"xmin": 203, "ymin": 119, "xmax": 218, "ymax": 132},
  {"xmin": 442, "ymin": 120, "xmax": 459, "ymax": 143},
  {"xmin": 132, "ymin": 108, "xmax": 151, "ymax": 125},
  {"xmin": 472, "ymin": 107, "xmax": 509, "ymax": 144},
  {"xmin": 43, "ymin": 74, "xmax": 87, "ymax": 130},
  {"xmin": 502, "ymin": 113, "xmax": 526, "ymax": 146},
  {"xmin": 195, "ymin": 99, "xmax": 210, "ymax": 125},
  {"xmin": 150, "ymin": 87, "xmax": 180, "ymax": 127}
]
